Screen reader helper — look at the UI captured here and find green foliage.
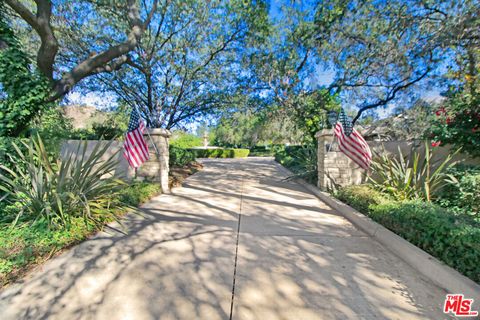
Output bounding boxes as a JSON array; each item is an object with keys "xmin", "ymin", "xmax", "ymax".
[
  {"xmin": 192, "ymin": 148, "xmax": 250, "ymax": 158},
  {"xmin": 231, "ymin": 149, "xmax": 250, "ymax": 158},
  {"xmin": 335, "ymin": 185, "xmax": 480, "ymax": 283},
  {"xmin": 370, "ymin": 201, "xmax": 480, "ymax": 283},
  {"xmin": 0, "ymin": 108, "xmax": 74, "ymax": 171},
  {"xmin": 213, "ymin": 109, "xmax": 265, "ymax": 148},
  {"xmin": 65, "ymin": 106, "xmax": 129, "ymax": 141},
  {"xmin": 249, "ymin": 145, "xmax": 284, "ymax": 157},
  {"xmin": 435, "ymin": 165, "xmax": 480, "ymax": 221},
  {"xmin": 335, "ymin": 185, "xmax": 390, "ymax": 214},
  {"xmin": 30, "ymin": 108, "xmax": 74, "ymax": 156},
  {"xmin": 0, "ymin": 135, "xmax": 126, "ymax": 229},
  {"xmin": 212, "ymin": 106, "xmax": 304, "ymax": 148},
  {"xmin": 169, "ymin": 146, "xmax": 196, "ymax": 167},
  {"xmin": 428, "ymin": 88, "xmax": 480, "ymax": 157},
  {"xmin": 0, "ymin": 218, "xmax": 95, "ymax": 286},
  {"xmin": 369, "ymin": 142, "xmax": 459, "ymax": 201},
  {"xmin": 170, "ymin": 131, "xmax": 203, "ymax": 149},
  {"xmin": 89, "ymin": 109, "xmax": 128, "ymax": 140},
  {"xmin": 275, "ymin": 144, "xmax": 318, "ymax": 184},
  {"xmin": 0, "ymin": 7, "xmax": 52, "ymax": 137},
  {"xmin": 0, "ymin": 181, "xmax": 160, "ymax": 287},
  {"xmin": 118, "ymin": 182, "xmax": 161, "ymax": 207},
  {"xmin": 0, "ymin": 137, "xmax": 23, "ymax": 169},
  {"xmin": 290, "ymin": 89, "xmax": 340, "ymax": 142}
]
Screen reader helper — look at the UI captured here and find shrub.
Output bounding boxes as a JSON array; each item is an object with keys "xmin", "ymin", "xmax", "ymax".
[
  {"xmin": 249, "ymin": 145, "xmax": 284, "ymax": 157},
  {"xmin": 335, "ymin": 185, "xmax": 390, "ymax": 214},
  {"xmin": 369, "ymin": 142, "xmax": 459, "ymax": 201},
  {"xmin": 428, "ymin": 89, "xmax": 480, "ymax": 157},
  {"xmin": 118, "ymin": 182, "xmax": 162, "ymax": 207},
  {"xmin": 436, "ymin": 165, "xmax": 480, "ymax": 220},
  {"xmin": 0, "ymin": 136, "xmax": 126, "ymax": 229},
  {"xmin": 169, "ymin": 145, "xmax": 196, "ymax": 167},
  {"xmin": 334, "ymin": 184, "xmax": 480, "ymax": 283},
  {"xmin": 191, "ymin": 148, "xmax": 249, "ymax": 158},
  {"xmin": 232, "ymin": 149, "xmax": 250, "ymax": 158},
  {"xmin": 370, "ymin": 201, "xmax": 480, "ymax": 283},
  {"xmin": 170, "ymin": 132, "xmax": 203, "ymax": 149}
]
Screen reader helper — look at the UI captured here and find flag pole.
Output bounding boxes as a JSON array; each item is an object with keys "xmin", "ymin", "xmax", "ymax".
[
  {"xmin": 132, "ymin": 105, "xmax": 160, "ymax": 156},
  {"xmin": 326, "ymin": 111, "xmax": 340, "ymax": 153},
  {"xmin": 326, "ymin": 132, "xmax": 337, "ymax": 153}
]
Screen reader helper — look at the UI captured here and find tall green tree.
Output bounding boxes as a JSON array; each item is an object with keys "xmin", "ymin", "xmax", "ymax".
[
  {"xmin": 5, "ymin": 0, "xmax": 158, "ymax": 100},
  {"xmin": 289, "ymin": 88, "xmax": 340, "ymax": 142},
  {"xmin": 0, "ymin": 3, "xmax": 51, "ymax": 137},
  {"xmin": 311, "ymin": 0, "xmax": 479, "ymax": 123},
  {"xmin": 87, "ymin": 0, "xmax": 270, "ymax": 129}
]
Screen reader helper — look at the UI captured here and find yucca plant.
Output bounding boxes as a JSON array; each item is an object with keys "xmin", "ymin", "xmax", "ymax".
[
  {"xmin": 283, "ymin": 144, "xmax": 318, "ymax": 185},
  {"xmin": 0, "ymin": 135, "xmax": 128, "ymax": 229},
  {"xmin": 369, "ymin": 142, "xmax": 459, "ymax": 202}
]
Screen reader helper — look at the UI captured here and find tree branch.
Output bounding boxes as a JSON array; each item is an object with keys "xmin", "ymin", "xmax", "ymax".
[
  {"xmin": 6, "ymin": 0, "xmax": 58, "ymax": 79},
  {"xmin": 51, "ymin": 0, "xmax": 147, "ymax": 99},
  {"xmin": 5, "ymin": 0, "xmax": 39, "ymax": 29},
  {"xmin": 351, "ymin": 68, "xmax": 431, "ymax": 125}
]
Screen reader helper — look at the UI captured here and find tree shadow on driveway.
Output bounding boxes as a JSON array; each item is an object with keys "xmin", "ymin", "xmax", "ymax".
[{"xmin": 0, "ymin": 158, "xmax": 448, "ymax": 319}]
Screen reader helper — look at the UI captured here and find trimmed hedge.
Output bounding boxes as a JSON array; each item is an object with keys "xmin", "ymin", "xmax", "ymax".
[
  {"xmin": 169, "ymin": 145, "xmax": 196, "ymax": 167},
  {"xmin": 118, "ymin": 182, "xmax": 162, "ymax": 206},
  {"xmin": 371, "ymin": 201, "xmax": 480, "ymax": 283},
  {"xmin": 336, "ymin": 185, "xmax": 480, "ymax": 283},
  {"xmin": 249, "ymin": 145, "xmax": 285, "ymax": 157},
  {"xmin": 191, "ymin": 148, "xmax": 249, "ymax": 158},
  {"xmin": 335, "ymin": 185, "xmax": 390, "ymax": 214}
]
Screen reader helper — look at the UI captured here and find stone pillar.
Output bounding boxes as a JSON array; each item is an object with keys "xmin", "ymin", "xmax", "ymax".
[
  {"xmin": 316, "ymin": 129, "xmax": 366, "ymax": 191},
  {"xmin": 137, "ymin": 128, "xmax": 171, "ymax": 193}
]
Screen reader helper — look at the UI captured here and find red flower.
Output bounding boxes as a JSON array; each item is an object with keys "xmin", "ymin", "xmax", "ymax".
[
  {"xmin": 446, "ymin": 117, "xmax": 452, "ymax": 124},
  {"xmin": 473, "ymin": 126, "xmax": 479, "ymax": 133},
  {"xmin": 431, "ymin": 141, "xmax": 441, "ymax": 147},
  {"xmin": 435, "ymin": 107, "xmax": 446, "ymax": 116}
]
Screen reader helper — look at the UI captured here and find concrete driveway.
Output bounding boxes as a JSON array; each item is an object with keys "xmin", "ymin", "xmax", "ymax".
[{"xmin": 0, "ymin": 158, "xmax": 449, "ymax": 319}]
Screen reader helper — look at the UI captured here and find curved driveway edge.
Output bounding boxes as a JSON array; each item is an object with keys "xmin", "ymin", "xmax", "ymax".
[{"xmin": 294, "ymin": 174, "xmax": 480, "ymax": 303}]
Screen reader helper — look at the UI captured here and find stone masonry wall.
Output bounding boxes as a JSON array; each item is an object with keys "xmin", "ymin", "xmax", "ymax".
[
  {"xmin": 61, "ymin": 140, "xmax": 134, "ymax": 180},
  {"xmin": 61, "ymin": 129, "xmax": 171, "ymax": 192},
  {"xmin": 316, "ymin": 129, "xmax": 480, "ymax": 191},
  {"xmin": 316, "ymin": 129, "xmax": 366, "ymax": 190},
  {"xmin": 137, "ymin": 128, "xmax": 171, "ymax": 192}
]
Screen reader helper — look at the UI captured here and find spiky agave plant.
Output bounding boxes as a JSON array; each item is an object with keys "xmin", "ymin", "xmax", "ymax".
[
  {"xmin": 369, "ymin": 142, "xmax": 459, "ymax": 201},
  {"xmin": 0, "ymin": 135, "xmax": 128, "ymax": 228},
  {"xmin": 283, "ymin": 144, "xmax": 318, "ymax": 185}
]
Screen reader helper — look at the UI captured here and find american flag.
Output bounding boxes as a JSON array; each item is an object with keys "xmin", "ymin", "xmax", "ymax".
[
  {"xmin": 334, "ymin": 109, "xmax": 372, "ymax": 170},
  {"xmin": 123, "ymin": 110, "xmax": 149, "ymax": 168}
]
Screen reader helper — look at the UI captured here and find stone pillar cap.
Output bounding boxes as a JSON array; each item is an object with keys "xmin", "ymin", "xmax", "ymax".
[
  {"xmin": 145, "ymin": 128, "xmax": 172, "ymax": 137},
  {"xmin": 316, "ymin": 128, "xmax": 334, "ymax": 138}
]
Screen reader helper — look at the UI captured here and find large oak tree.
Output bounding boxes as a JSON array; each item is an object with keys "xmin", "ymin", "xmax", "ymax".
[
  {"xmin": 84, "ymin": 0, "xmax": 270, "ymax": 128},
  {"xmin": 4, "ymin": 0, "xmax": 159, "ymax": 100}
]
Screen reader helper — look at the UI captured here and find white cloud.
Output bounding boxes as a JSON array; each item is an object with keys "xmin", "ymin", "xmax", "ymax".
[{"xmin": 63, "ymin": 91, "xmax": 118, "ymax": 110}]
